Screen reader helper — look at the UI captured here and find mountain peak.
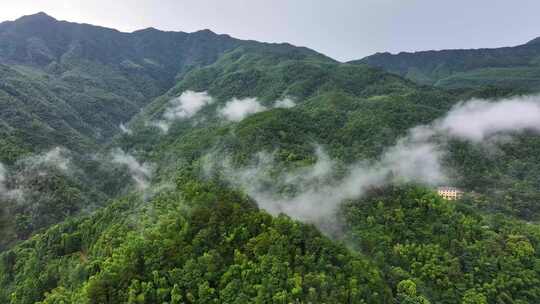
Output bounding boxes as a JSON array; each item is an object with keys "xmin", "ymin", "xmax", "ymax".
[
  {"xmin": 526, "ymin": 36, "xmax": 540, "ymax": 45},
  {"xmin": 194, "ymin": 29, "xmax": 216, "ymax": 35},
  {"xmin": 16, "ymin": 12, "xmax": 57, "ymax": 23}
]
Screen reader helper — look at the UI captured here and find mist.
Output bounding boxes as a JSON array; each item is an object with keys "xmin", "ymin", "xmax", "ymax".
[
  {"xmin": 0, "ymin": 163, "xmax": 23, "ymax": 202},
  {"xmin": 119, "ymin": 123, "xmax": 133, "ymax": 135},
  {"xmin": 218, "ymin": 98, "xmax": 267, "ymax": 122},
  {"xmin": 0, "ymin": 147, "xmax": 74, "ymax": 202},
  {"xmin": 218, "ymin": 97, "xmax": 297, "ymax": 122},
  {"xmin": 274, "ymin": 98, "xmax": 296, "ymax": 109},
  {"xmin": 152, "ymin": 90, "xmax": 214, "ymax": 132},
  {"xmin": 0, "ymin": 163, "xmax": 7, "ymax": 197},
  {"xmin": 215, "ymin": 141, "xmax": 446, "ymax": 224},
  {"xmin": 22, "ymin": 147, "xmax": 71, "ymax": 172},
  {"xmin": 437, "ymin": 97, "xmax": 540, "ymax": 141},
  {"xmin": 208, "ymin": 95, "xmax": 540, "ymax": 226},
  {"xmin": 164, "ymin": 91, "xmax": 214, "ymax": 120},
  {"xmin": 110, "ymin": 148, "xmax": 153, "ymax": 191},
  {"xmin": 146, "ymin": 91, "xmax": 297, "ymax": 133}
]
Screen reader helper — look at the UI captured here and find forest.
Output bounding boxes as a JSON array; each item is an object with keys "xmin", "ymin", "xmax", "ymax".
[{"xmin": 1, "ymin": 12, "xmax": 540, "ymax": 303}]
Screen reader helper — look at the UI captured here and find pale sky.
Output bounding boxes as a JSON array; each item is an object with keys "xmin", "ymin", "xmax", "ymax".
[{"xmin": 1, "ymin": 0, "xmax": 539, "ymax": 61}]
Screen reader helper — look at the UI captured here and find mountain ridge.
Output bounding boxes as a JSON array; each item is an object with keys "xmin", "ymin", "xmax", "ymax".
[
  {"xmin": 352, "ymin": 36, "xmax": 540, "ymax": 90},
  {"xmin": 0, "ymin": 11, "xmax": 333, "ymax": 161}
]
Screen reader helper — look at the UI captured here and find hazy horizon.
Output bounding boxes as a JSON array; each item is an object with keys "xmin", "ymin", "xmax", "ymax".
[{"xmin": 2, "ymin": 0, "xmax": 540, "ymax": 61}]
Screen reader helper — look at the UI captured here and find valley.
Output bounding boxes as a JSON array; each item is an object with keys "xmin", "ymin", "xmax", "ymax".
[{"xmin": 1, "ymin": 12, "xmax": 540, "ymax": 304}]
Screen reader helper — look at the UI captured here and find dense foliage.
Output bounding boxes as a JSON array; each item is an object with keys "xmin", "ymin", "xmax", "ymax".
[
  {"xmin": 0, "ymin": 12, "xmax": 327, "ymax": 160},
  {"xmin": 2, "ymin": 11, "xmax": 540, "ymax": 304},
  {"xmin": 0, "ymin": 173, "xmax": 391, "ymax": 303},
  {"xmin": 0, "ymin": 12, "xmax": 332, "ymax": 250},
  {"xmin": 0, "ymin": 152, "xmax": 140, "ymax": 250},
  {"xmin": 354, "ymin": 38, "xmax": 540, "ymax": 91},
  {"xmin": 3, "ymin": 174, "xmax": 540, "ymax": 303},
  {"xmin": 344, "ymin": 186, "xmax": 540, "ymax": 303}
]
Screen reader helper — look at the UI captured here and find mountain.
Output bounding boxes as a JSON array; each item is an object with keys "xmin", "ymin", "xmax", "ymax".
[
  {"xmin": 1, "ymin": 12, "xmax": 540, "ymax": 304},
  {"xmin": 353, "ymin": 37, "xmax": 540, "ymax": 91},
  {"xmin": 2, "ymin": 165, "xmax": 539, "ymax": 303},
  {"xmin": 0, "ymin": 13, "xmax": 334, "ymax": 248},
  {"xmin": 0, "ymin": 12, "xmax": 236, "ymax": 161},
  {"xmin": 0, "ymin": 12, "xmax": 330, "ymax": 162}
]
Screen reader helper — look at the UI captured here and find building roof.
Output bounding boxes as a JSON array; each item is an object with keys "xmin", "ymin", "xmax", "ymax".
[{"xmin": 437, "ymin": 186, "xmax": 463, "ymax": 192}]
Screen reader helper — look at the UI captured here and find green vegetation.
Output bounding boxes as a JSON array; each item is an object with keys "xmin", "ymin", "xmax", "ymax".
[
  {"xmin": 0, "ymin": 152, "xmax": 138, "ymax": 250},
  {"xmin": 343, "ymin": 186, "xmax": 540, "ymax": 303},
  {"xmin": 0, "ymin": 12, "xmax": 331, "ymax": 251},
  {"xmin": 3, "ymin": 174, "xmax": 540, "ymax": 303},
  {"xmin": 1, "ymin": 12, "xmax": 540, "ymax": 304},
  {"xmin": 354, "ymin": 39, "xmax": 540, "ymax": 91},
  {"xmin": 0, "ymin": 173, "xmax": 390, "ymax": 303}
]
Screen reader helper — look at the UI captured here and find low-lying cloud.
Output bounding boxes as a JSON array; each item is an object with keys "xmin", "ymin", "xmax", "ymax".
[
  {"xmin": 219, "ymin": 97, "xmax": 297, "ymax": 122},
  {"xmin": 151, "ymin": 90, "xmax": 214, "ymax": 133},
  {"xmin": 147, "ymin": 91, "xmax": 297, "ymax": 131},
  {"xmin": 215, "ymin": 141, "xmax": 445, "ymax": 224},
  {"xmin": 219, "ymin": 98, "xmax": 268, "ymax": 122},
  {"xmin": 22, "ymin": 147, "xmax": 71, "ymax": 172},
  {"xmin": 110, "ymin": 148, "xmax": 153, "ymax": 191},
  {"xmin": 209, "ymin": 95, "xmax": 540, "ymax": 226},
  {"xmin": 1, "ymin": 146, "xmax": 157, "ymax": 206},
  {"xmin": 164, "ymin": 91, "xmax": 214, "ymax": 120},
  {"xmin": 0, "ymin": 147, "xmax": 73, "ymax": 201},
  {"xmin": 0, "ymin": 162, "xmax": 22, "ymax": 201},
  {"xmin": 437, "ymin": 97, "xmax": 540, "ymax": 141},
  {"xmin": 274, "ymin": 98, "xmax": 296, "ymax": 109}
]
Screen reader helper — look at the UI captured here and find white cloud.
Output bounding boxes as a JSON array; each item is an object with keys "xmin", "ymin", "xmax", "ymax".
[
  {"xmin": 150, "ymin": 92, "xmax": 297, "ymax": 130},
  {"xmin": 209, "ymin": 95, "xmax": 540, "ymax": 227},
  {"xmin": 150, "ymin": 90, "xmax": 214, "ymax": 133},
  {"xmin": 274, "ymin": 98, "xmax": 296, "ymax": 109},
  {"xmin": 0, "ymin": 148, "xmax": 73, "ymax": 201},
  {"xmin": 0, "ymin": 163, "xmax": 22, "ymax": 201},
  {"xmin": 110, "ymin": 148, "xmax": 153, "ymax": 191},
  {"xmin": 437, "ymin": 97, "xmax": 540, "ymax": 141},
  {"xmin": 164, "ymin": 91, "xmax": 214, "ymax": 120},
  {"xmin": 22, "ymin": 147, "xmax": 71, "ymax": 172},
  {"xmin": 219, "ymin": 98, "xmax": 268, "ymax": 122},
  {"xmin": 216, "ymin": 141, "xmax": 445, "ymax": 224}
]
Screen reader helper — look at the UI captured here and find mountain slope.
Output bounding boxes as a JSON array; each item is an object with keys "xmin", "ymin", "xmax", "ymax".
[
  {"xmin": 0, "ymin": 12, "xmax": 331, "ymax": 160},
  {"xmin": 113, "ymin": 40, "xmax": 540, "ymax": 224},
  {"xmin": 0, "ymin": 175, "xmax": 392, "ymax": 304},
  {"xmin": 0, "ymin": 13, "xmax": 336, "ymax": 249},
  {"xmin": 114, "ymin": 45, "xmax": 457, "ymax": 195},
  {"xmin": 2, "ymin": 12, "xmax": 540, "ymax": 304},
  {"xmin": 2, "ymin": 170, "xmax": 539, "ymax": 303},
  {"xmin": 353, "ymin": 38, "xmax": 540, "ymax": 91},
  {"xmin": 0, "ymin": 12, "xmax": 241, "ymax": 155},
  {"xmin": 0, "ymin": 63, "xmax": 96, "ymax": 162}
]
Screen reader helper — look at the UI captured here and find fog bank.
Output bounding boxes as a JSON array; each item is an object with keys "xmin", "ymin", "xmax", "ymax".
[{"xmin": 209, "ymin": 95, "xmax": 540, "ymax": 225}]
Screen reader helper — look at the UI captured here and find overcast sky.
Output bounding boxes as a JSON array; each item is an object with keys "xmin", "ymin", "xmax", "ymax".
[{"xmin": 1, "ymin": 0, "xmax": 539, "ymax": 61}]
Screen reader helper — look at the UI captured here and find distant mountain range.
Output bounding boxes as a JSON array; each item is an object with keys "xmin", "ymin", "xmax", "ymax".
[{"xmin": 353, "ymin": 36, "xmax": 540, "ymax": 91}]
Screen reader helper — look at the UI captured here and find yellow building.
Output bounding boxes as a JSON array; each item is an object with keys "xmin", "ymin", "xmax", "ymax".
[{"xmin": 437, "ymin": 187, "xmax": 464, "ymax": 200}]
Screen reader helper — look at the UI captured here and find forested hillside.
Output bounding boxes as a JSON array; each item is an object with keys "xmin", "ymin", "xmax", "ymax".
[
  {"xmin": 0, "ymin": 12, "xmax": 329, "ymax": 157},
  {"xmin": 0, "ymin": 12, "xmax": 331, "ymax": 250},
  {"xmin": 1, "ymin": 12, "xmax": 540, "ymax": 304},
  {"xmin": 354, "ymin": 37, "xmax": 540, "ymax": 91},
  {"xmin": 0, "ymin": 12, "xmax": 237, "ymax": 158}
]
